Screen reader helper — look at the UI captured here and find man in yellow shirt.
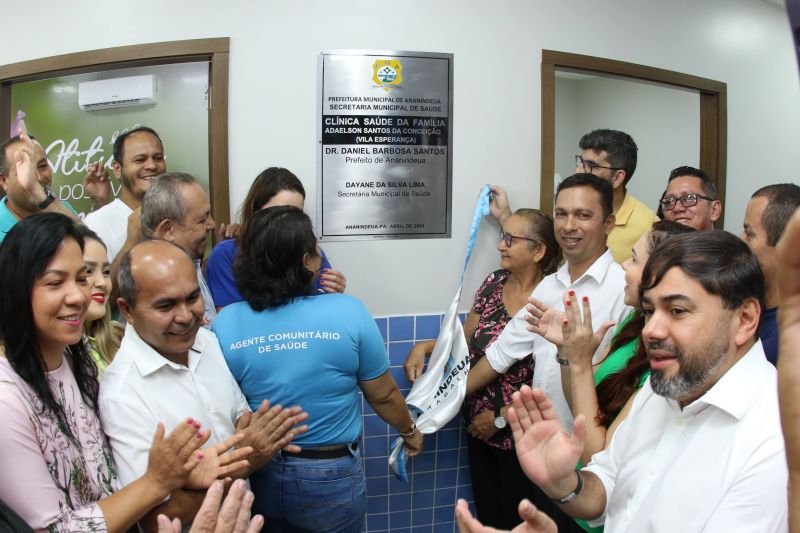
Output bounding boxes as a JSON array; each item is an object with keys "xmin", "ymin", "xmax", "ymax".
[
  {"xmin": 574, "ymin": 129, "xmax": 658, "ymax": 263},
  {"xmin": 490, "ymin": 129, "xmax": 657, "ymax": 263}
]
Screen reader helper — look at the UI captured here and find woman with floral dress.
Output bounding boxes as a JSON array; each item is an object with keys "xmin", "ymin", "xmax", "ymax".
[
  {"xmin": 404, "ymin": 208, "xmax": 562, "ymax": 529},
  {"xmin": 0, "ymin": 212, "xmax": 223, "ymax": 532}
]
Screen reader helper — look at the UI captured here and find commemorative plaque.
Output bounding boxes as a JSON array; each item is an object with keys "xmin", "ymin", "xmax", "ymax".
[{"xmin": 317, "ymin": 50, "xmax": 453, "ymax": 240}]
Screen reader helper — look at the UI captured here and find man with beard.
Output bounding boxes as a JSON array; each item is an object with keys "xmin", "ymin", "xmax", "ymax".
[
  {"xmin": 85, "ymin": 126, "xmax": 165, "ymax": 263},
  {"xmin": 462, "ymin": 231, "xmax": 786, "ymax": 532}
]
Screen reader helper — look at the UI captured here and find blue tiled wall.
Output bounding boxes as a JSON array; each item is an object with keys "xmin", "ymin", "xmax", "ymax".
[{"xmin": 362, "ymin": 314, "xmax": 475, "ymax": 533}]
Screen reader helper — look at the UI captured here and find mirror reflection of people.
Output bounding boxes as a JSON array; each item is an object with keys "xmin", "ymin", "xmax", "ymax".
[
  {"xmin": 77, "ymin": 226, "xmax": 123, "ymax": 377},
  {"xmin": 658, "ymin": 166, "xmax": 722, "ymax": 230},
  {"xmin": 0, "ymin": 213, "xmax": 218, "ymax": 532},
  {"xmin": 206, "ymin": 167, "xmax": 346, "ymax": 312},
  {"xmin": 404, "ymin": 208, "xmax": 562, "ymax": 529},
  {"xmin": 212, "ymin": 206, "xmax": 422, "ymax": 532}
]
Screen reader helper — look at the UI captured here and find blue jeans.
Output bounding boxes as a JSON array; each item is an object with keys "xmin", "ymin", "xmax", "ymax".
[{"xmin": 251, "ymin": 444, "xmax": 365, "ymax": 533}]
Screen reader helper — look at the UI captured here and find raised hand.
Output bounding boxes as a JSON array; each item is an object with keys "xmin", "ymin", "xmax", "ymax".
[
  {"xmin": 157, "ymin": 479, "xmax": 264, "ymax": 533},
  {"xmin": 508, "ymin": 386, "xmax": 584, "ymax": 488},
  {"xmin": 455, "ymin": 498, "xmax": 556, "ymax": 533},
  {"xmin": 525, "ymin": 297, "xmax": 566, "ymax": 345},
  {"xmin": 185, "ymin": 433, "xmax": 253, "ymax": 489},
  {"xmin": 488, "ymin": 184, "xmax": 513, "ymax": 224},
  {"xmin": 319, "ymin": 268, "xmax": 347, "ymax": 293},
  {"xmin": 84, "ymin": 162, "xmax": 112, "ymax": 209},
  {"xmin": 143, "ymin": 418, "xmax": 212, "ymax": 494},
  {"xmin": 557, "ymin": 292, "xmax": 615, "ymax": 367},
  {"xmin": 13, "ymin": 133, "xmax": 46, "ymax": 203},
  {"xmin": 236, "ymin": 400, "xmax": 309, "ymax": 470}
]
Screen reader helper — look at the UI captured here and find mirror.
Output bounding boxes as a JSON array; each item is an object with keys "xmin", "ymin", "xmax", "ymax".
[{"xmin": 541, "ymin": 50, "xmax": 727, "ymax": 226}]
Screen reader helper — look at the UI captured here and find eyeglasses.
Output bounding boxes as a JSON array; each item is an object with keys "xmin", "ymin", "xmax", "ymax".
[
  {"xmin": 575, "ymin": 155, "xmax": 621, "ymax": 173},
  {"xmin": 500, "ymin": 231, "xmax": 538, "ymax": 248},
  {"xmin": 659, "ymin": 192, "xmax": 715, "ymax": 211}
]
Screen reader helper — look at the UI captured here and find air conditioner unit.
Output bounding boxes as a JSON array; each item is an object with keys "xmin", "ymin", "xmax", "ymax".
[{"xmin": 79, "ymin": 75, "xmax": 157, "ymax": 111}]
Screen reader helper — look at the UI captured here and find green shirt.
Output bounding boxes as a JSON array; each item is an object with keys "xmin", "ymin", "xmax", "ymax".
[{"xmin": 576, "ymin": 310, "xmax": 649, "ymax": 532}]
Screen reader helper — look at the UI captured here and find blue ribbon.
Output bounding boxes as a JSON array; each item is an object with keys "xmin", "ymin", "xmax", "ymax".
[{"xmin": 460, "ymin": 184, "xmax": 492, "ymax": 285}]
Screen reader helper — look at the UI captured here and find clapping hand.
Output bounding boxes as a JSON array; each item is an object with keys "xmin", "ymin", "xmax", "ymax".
[
  {"xmin": 508, "ymin": 386, "xmax": 584, "ymax": 488},
  {"xmin": 157, "ymin": 479, "xmax": 264, "ymax": 533},
  {"xmin": 13, "ymin": 133, "xmax": 46, "ymax": 204},
  {"xmin": 455, "ymin": 498, "xmax": 556, "ymax": 533},
  {"xmin": 525, "ymin": 297, "xmax": 566, "ymax": 345},
  {"xmin": 235, "ymin": 400, "xmax": 309, "ymax": 470},
  {"xmin": 185, "ymin": 433, "xmax": 253, "ymax": 489},
  {"xmin": 143, "ymin": 418, "xmax": 213, "ymax": 495}
]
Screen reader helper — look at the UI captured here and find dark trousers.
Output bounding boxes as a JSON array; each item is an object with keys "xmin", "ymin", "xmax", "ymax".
[{"xmin": 467, "ymin": 435, "xmax": 555, "ymax": 529}]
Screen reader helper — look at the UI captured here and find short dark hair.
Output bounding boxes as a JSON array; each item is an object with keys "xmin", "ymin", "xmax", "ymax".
[
  {"xmin": 556, "ymin": 173, "xmax": 614, "ymax": 219},
  {"xmin": 578, "ymin": 129, "xmax": 638, "ymax": 186},
  {"xmin": 0, "ymin": 135, "xmax": 22, "ymax": 176},
  {"xmin": 667, "ymin": 166, "xmax": 718, "ymax": 199},
  {"xmin": 513, "ymin": 208, "xmax": 562, "ymax": 275},
  {"xmin": 113, "ymin": 126, "xmax": 163, "ymax": 164},
  {"xmin": 141, "ymin": 172, "xmax": 198, "ymax": 238},
  {"xmin": 0, "ymin": 213, "xmax": 98, "ymax": 444},
  {"xmin": 235, "ymin": 206, "xmax": 319, "ymax": 311},
  {"xmin": 640, "ymin": 230, "xmax": 765, "ymax": 314},
  {"xmin": 751, "ymin": 183, "xmax": 800, "ymax": 246},
  {"xmin": 238, "ymin": 167, "xmax": 306, "ymax": 243}
]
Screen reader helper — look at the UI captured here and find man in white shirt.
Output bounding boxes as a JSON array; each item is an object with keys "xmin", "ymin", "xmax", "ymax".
[
  {"xmin": 467, "ymin": 174, "xmax": 631, "ymax": 430},
  {"xmin": 84, "ymin": 126, "xmax": 165, "ymax": 262},
  {"xmin": 493, "ymin": 231, "xmax": 787, "ymax": 533},
  {"xmin": 100, "ymin": 240, "xmax": 308, "ymax": 531},
  {"xmin": 140, "ymin": 172, "xmax": 218, "ymax": 324}
]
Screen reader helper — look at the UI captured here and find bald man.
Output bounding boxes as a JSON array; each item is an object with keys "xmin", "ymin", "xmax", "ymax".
[{"xmin": 99, "ymin": 240, "xmax": 308, "ymax": 531}]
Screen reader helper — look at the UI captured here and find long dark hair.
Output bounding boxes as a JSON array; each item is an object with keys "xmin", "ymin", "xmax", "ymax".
[
  {"xmin": 594, "ymin": 220, "xmax": 695, "ymax": 426},
  {"xmin": 238, "ymin": 167, "xmax": 305, "ymax": 244},
  {"xmin": 0, "ymin": 213, "xmax": 99, "ymax": 442},
  {"xmin": 235, "ymin": 206, "xmax": 319, "ymax": 311}
]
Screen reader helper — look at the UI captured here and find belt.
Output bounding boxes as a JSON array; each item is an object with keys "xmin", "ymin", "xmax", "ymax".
[{"xmin": 283, "ymin": 441, "xmax": 358, "ymax": 460}]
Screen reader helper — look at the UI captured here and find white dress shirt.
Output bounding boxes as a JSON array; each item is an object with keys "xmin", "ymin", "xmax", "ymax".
[
  {"xmin": 584, "ymin": 341, "xmax": 787, "ymax": 532},
  {"xmin": 99, "ymin": 324, "xmax": 248, "ymax": 486},
  {"xmin": 84, "ymin": 198, "xmax": 132, "ymax": 263},
  {"xmin": 486, "ymin": 249, "xmax": 631, "ymax": 428}
]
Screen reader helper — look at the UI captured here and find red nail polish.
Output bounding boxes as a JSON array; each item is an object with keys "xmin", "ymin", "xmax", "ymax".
[
  {"xmin": 583, "ymin": 296, "xmax": 588, "ymax": 302},
  {"xmin": 193, "ymin": 422, "xmax": 201, "ymax": 429},
  {"xmin": 196, "ymin": 432, "xmax": 203, "ymax": 438},
  {"xmin": 566, "ymin": 301, "xmax": 572, "ymax": 306},
  {"xmin": 186, "ymin": 417, "xmax": 194, "ymax": 424},
  {"xmin": 196, "ymin": 453, "xmax": 204, "ymax": 460},
  {"xmin": 569, "ymin": 290, "xmax": 575, "ymax": 297}
]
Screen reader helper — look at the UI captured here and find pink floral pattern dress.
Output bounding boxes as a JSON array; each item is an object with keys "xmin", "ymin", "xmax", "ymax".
[
  {"xmin": 0, "ymin": 355, "xmax": 117, "ymax": 532},
  {"xmin": 463, "ymin": 270, "xmax": 535, "ymax": 450}
]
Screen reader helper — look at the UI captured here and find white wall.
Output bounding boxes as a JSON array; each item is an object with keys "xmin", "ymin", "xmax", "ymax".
[
  {"xmin": 555, "ymin": 75, "xmax": 700, "ymax": 211},
  {"xmin": 2, "ymin": 0, "xmax": 799, "ymax": 316}
]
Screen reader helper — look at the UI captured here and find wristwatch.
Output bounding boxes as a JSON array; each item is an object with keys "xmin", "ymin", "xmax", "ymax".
[
  {"xmin": 35, "ymin": 187, "xmax": 56, "ymax": 210},
  {"xmin": 493, "ymin": 381, "xmax": 507, "ymax": 429}
]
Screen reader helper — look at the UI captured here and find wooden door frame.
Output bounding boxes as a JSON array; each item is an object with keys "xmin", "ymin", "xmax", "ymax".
[
  {"xmin": 541, "ymin": 50, "xmax": 727, "ymax": 225},
  {"xmin": 0, "ymin": 37, "xmax": 231, "ymax": 228}
]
